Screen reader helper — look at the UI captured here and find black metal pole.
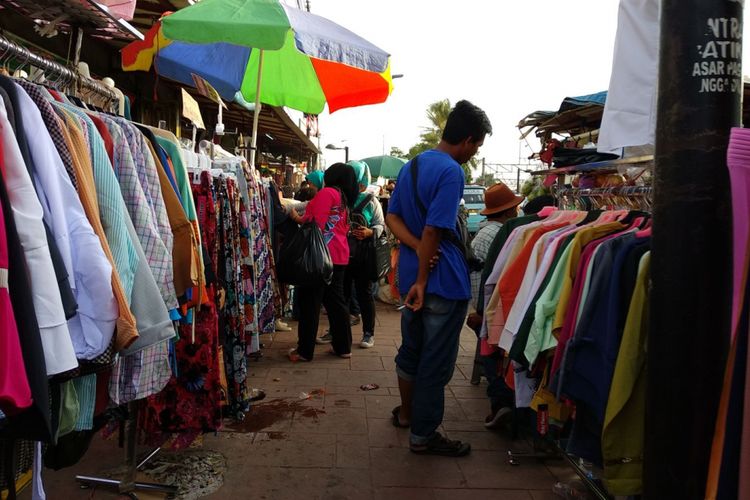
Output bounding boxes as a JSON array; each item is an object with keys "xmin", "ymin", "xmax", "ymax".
[{"xmin": 646, "ymin": 2, "xmax": 742, "ymax": 499}]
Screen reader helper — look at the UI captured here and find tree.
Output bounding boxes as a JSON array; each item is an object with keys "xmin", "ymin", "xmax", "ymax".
[
  {"xmin": 475, "ymin": 173, "xmax": 496, "ymax": 187},
  {"xmin": 406, "ymin": 99, "xmax": 476, "ymax": 183},
  {"xmin": 389, "ymin": 146, "xmax": 406, "ymax": 158}
]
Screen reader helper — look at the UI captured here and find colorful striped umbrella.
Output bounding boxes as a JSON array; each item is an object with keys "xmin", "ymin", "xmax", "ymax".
[{"xmin": 122, "ymin": 0, "xmax": 393, "ymax": 164}]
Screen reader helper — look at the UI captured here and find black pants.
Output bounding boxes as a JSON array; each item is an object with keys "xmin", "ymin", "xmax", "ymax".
[
  {"xmin": 297, "ymin": 265, "xmax": 352, "ymax": 359},
  {"xmin": 344, "ymin": 267, "xmax": 375, "ymax": 336}
]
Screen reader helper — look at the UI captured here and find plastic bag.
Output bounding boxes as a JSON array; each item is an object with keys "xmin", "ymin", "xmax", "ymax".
[{"xmin": 277, "ymin": 222, "xmax": 333, "ymax": 287}]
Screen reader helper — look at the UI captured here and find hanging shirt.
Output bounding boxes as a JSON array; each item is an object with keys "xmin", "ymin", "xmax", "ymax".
[
  {"xmin": 13, "ymin": 83, "xmax": 118, "ymax": 360},
  {"xmin": 0, "ymin": 97, "xmax": 77, "ymax": 375},
  {"xmin": 598, "ymin": 0, "xmax": 660, "ymax": 153},
  {"xmin": 470, "ymin": 220, "xmax": 503, "ymax": 311},
  {"xmin": 102, "ymin": 117, "xmax": 177, "ymax": 310},
  {"xmin": 303, "ymin": 187, "xmax": 350, "ymax": 266},
  {"xmin": 388, "ymin": 150, "xmax": 469, "ymax": 301},
  {"xmin": 56, "ymin": 111, "xmax": 139, "ymax": 349},
  {"xmin": 15, "ymin": 80, "xmax": 78, "ymax": 190},
  {"xmin": 0, "ymin": 165, "xmax": 52, "ymax": 442},
  {"xmin": 0, "ymin": 182, "xmax": 32, "ymax": 415},
  {"xmin": 602, "ymin": 252, "xmax": 650, "ymax": 496},
  {"xmin": 55, "ymin": 104, "xmax": 140, "ymax": 303}
]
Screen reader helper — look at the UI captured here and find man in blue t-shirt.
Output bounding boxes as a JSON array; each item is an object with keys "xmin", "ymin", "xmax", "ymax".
[{"xmin": 386, "ymin": 100, "xmax": 492, "ymax": 457}]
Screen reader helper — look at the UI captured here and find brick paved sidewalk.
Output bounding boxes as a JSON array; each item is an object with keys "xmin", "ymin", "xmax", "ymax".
[{"xmin": 26, "ymin": 303, "xmax": 570, "ymax": 499}]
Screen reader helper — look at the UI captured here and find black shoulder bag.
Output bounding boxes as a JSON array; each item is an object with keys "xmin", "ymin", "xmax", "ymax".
[{"xmin": 410, "ymin": 154, "xmax": 483, "ymax": 272}]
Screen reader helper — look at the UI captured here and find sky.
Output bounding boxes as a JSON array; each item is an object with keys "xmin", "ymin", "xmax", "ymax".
[
  {"xmin": 304, "ymin": 0, "xmax": 624, "ymax": 178},
  {"xmin": 287, "ymin": 1, "xmax": 750, "ymax": 183}
]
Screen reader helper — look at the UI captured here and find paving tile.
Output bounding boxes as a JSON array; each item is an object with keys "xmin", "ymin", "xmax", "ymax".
[
  {"xmin": 327, "ymin": 368, "xmax": 399, "ymax": 388},
  {"xmin": 457, "ymin": 450, "xmax": 555, "ymax": 489},
  {"xmin": 351, "ymin": 356, "xmax": 386, "ymax": 371},
  {"xmin": 364, "ymin": 394, "xmax": 403, "ymax": 419},
  {"xmin": 326, "ymin": 384, "xmax": 389, "ymax": 396},
  {"xmin": 442, "ymin": 430, "xmax": 515, "ymax": 451},
  {"xmin": 367, "ymin": 417, "xmax": 409, "ymax": 449},
  {"xmin": 353, "ymin": 344, "xmax": 399, "ymax": 358},
  {"xmin": 370, "ymin": 448, "xmax": 468, "ymax": 488},
  {"xmin": 449, "ymin": 385, "xmax": 487, "ymax": 399},
  {"xmin": 326, "ymin": 394, "xmax": 366, "ymax": 409},
  {"xmin": 529, "ymin": 490, "xmax": 560, "ymax": 500},
  {"xmin": 206, "ymin": 431, "xmax": 336, "ymax": 468},
  {"xmin": 456, "ymin": 398, "xmax": 491, "ymax": 422},
  {"xmin": 32, "ymin": 305, "xmax": 559, "ymax": 500},
  {"xmin": 374, "ymin": 487, "xmax": 436, "ymax": 500},
  {"xmin": 291, "ymin": 407, "xmax": 368, "ymax": 435},
  {"xmin": 381, "ymin": 356, "xmax": 397, "ymax": 371},
  {"xmin": 433, "ymin": 489, "xmax": 532, "ymax": 500},
  {"xmin": 336, "ymin": 434, "xmax": 371, "ymax": 469},
  {"xmin": 264, "ymin": 367, "xmax": 329, "ymax": 386},
  {"xmin": 206, "ymin": 466, "xmax": 373, "ymax": 500},
  {"xmin": 441, "ymin": 419, "xmax": 486, "ymax": 432}
]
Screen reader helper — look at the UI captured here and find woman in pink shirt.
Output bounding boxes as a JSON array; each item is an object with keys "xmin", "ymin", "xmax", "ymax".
[{"xmin": 289, "ymin": 163, "xmax": 359, "ymax": 361}]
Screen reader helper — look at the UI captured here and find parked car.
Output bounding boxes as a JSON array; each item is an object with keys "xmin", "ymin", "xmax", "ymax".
[{"xmin": 463, "ymin": 185, "xmax": 486, "ymax": 234}]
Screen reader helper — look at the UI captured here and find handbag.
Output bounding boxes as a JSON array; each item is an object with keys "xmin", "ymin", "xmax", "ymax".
[{"xmin": 277, "ymin": 221, "xmax": 334, "ymax": 287}]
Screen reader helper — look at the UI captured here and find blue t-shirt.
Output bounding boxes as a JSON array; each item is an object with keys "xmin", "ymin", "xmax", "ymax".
[{"xmin": 388, "ymin": 149, "xmax": 470, "ymax": 300}]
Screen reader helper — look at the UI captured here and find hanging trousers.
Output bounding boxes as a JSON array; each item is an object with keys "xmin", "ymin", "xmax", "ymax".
[{"xmin": 297, "ymin": 265, "xmax": 352, "ymax": 359}]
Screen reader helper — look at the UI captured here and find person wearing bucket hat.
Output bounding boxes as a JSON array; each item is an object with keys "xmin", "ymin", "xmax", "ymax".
[
  {"xmin": 465, "ymin": 182, "xmax": 524, "ymax": 430},
  {"xmin": 479, "ymin": 182, "xmax": 525, "ymax": 217},
  {"xmin": 469, "ymin": 182, "xmax": 524, "ymax": 312}
]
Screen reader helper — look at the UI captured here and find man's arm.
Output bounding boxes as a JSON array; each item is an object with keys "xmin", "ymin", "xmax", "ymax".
[
  {"xmin": 404, "ymin": 225, "xmax": 442, "ymax": 311},
  {"xmin": 386, "ymin": 213, "xmax": 420, "ymax": 251}
]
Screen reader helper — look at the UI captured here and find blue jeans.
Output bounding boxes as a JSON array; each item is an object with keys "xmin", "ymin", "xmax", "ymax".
[{"xmin": 395, "ymin": 294, "xmax": 469, "ymax": 444}]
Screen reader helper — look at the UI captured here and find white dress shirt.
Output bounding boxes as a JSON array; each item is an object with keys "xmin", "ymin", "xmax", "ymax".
[
  {"xmin": 12, "ymin": 83, "xmax": 117, "ymax": 360},
  {"xmin": 0, "ymin": 96, "xmax": 78, "ymax": 375}
]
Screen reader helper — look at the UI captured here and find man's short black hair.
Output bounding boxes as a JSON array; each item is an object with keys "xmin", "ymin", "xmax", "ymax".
[{"xmin": 442, "ymin": 100, "xmax": 493, "ymax": 145}]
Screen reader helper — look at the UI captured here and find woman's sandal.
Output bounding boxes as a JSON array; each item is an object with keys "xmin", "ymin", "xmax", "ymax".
[
  {"xmin": 288, "ymin": 348, "xmax": 310, "ymax": 362},
  {"xmin": 328, "ymin": 348, "xmax": 352, "ymax": 359},
  {"xmin": 391, "ymin": 406, "xmax": 410, "ymax": 428}
]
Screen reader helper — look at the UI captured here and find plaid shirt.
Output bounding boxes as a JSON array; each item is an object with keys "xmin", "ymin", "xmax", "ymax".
[
  {"xmin": 109, "ymin": 340, "xmax": 172, "ymax": 405},
  {"xmin": 101, "ymin": 117, "xmax": 177, "ymax": 310},
  {"xmin": 54, "ymin": 104, "xmax": 140, "ymax": 301},
  {"xmin": 470, "ymin": 221, "xmax": 503, "ymax": 310},
  {"xmin": 111, "ymin": 118, "xmax": 173, "ymax": 250},
  {"xmin": 15, "ymin": 80, "xmax": 78, "ymax": 190}
]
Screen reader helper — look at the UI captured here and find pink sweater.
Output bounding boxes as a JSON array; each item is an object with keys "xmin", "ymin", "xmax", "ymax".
[{"xmin": 303, "ymin": 187, "xmax": 350, "ymax": 265}]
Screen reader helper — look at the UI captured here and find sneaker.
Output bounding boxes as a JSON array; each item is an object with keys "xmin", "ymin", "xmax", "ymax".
[
  {"xmin": 410, "ymin": 432, "xmax": 471, "ymax": 457},
  {"xmin": 274, "ymin": 319, "xmax": 292, "ymax": 332},
  {"xmin": 484, "ymin": 406, "xmax": 512, "ymax": 429},
  {"xmin": 315, "ymin": 332, "xmax": 333, "ymax": 344},
  {"xmin": 359, "ymin": 335, "xmax": 374, "ymax": 349},
  {"xmin": 350, "ymin": 315, "xmax": 361, "ymax": 326}
]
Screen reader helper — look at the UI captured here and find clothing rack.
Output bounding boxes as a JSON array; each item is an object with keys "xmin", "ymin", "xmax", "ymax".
[
  {"xmin": 554, "ymin": 185, "xmax": 652, "ymax": 211},
  {"xmin": 0, "ymin": 34, "xmax": 118, "ymax": 102},
  {"xmin": 498, "ymin": 192, "xmax": 653, "ymax": 500}
]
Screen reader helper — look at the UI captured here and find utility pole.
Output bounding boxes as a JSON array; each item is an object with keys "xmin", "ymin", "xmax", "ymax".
[
  {"xmin": 481, "ymin": 157, "xmax": 485, "ymax": 185},
  {"xmin": 516, "ymin": 167, "xmax": 521, "ymax": 193},
  {"xmin": 646, "ymin": 1, "xmax": 742, "ymax": 499}
]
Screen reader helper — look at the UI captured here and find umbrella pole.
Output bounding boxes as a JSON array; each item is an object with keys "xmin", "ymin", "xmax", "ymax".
[{"xmin": 249, "ymin": 49, "xmax": 264, "ymax": 168}]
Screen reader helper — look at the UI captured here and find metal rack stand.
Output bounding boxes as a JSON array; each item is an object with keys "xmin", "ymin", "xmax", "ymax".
[
  {"xmin": 0, "ymin": 34, "xmax": 119, "ymax": 104},
  {"xmin": 0, "ymin": 34, "xmax": 175, "ymax": 500},
  {"xmin": 76, "ymin": 402, "xmax": 178, "ymax": 499}
]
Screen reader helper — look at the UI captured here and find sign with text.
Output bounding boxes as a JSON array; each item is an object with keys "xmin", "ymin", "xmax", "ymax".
[{"xmin": 181, "ymin": 89, "xmax": 205, "ymax": 130}]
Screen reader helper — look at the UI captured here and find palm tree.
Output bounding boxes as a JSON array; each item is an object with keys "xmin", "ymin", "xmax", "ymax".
[{"xmin": 407, "ymin": 99, "xmax": 474, "ymax": 183}]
